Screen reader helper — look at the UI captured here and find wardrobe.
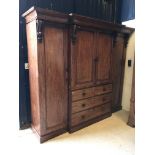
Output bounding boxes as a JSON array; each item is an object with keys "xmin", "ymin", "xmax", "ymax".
[{"xmin": 23, "ymin": 7, "xmax": 134, "ymax": 143}]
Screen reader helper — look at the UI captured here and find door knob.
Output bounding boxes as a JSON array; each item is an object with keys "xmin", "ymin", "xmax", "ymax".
[
  {"xmin": 82, "ymin": 92, "xmax": 86, "ymax": 96},
  {"xmin": 82, "ymin": 103, "xmax": 86, "ymax": 107},
  {"xmin": 94, "ymin": 57, "xmax": 99, "ymax": 62}
]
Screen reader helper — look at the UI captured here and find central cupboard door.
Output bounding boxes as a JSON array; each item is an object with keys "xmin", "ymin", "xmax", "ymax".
[
  {"xmin": 71, "ymin": 30, "xmax": 95, "ymax": 89},
  {"xmin": 95, "ymin": 33, "xmax": 112, "ymax": 84}
]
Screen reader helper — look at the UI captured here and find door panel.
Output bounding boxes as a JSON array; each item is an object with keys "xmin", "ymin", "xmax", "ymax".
[
  {"xmin": 112, "ymin": 36, "xmax": 125, "ymax": 111},
  {"xmin": 96, "ymin": 33, "xmax": 112, "ymax": 84},
  {"xmin": 71, "ymin": 30, "xmax": 95, "ymax": 89},
  {"xmin": 42, "ymin": 25, "xmax": 68, "ymax": 135}
]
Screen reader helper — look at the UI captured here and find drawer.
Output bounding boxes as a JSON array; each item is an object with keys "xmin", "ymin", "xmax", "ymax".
[
  {"xmin": 72, "ymin": 84, "xmax": 112, "ymax": 101},
  {"xmin": 72, "ymin": 87, "xmax": 93, "ymax": 101},
  {"xmin": 72, "ymin": 93, "xmax": 112, "ymax": 113},
  {"xmin": 94, "ymin": 84, "xmax": 112, "ymax": 96},
  {"xmin": 71, "ymin": 103, "xmax": 111, "ymax": 126}
]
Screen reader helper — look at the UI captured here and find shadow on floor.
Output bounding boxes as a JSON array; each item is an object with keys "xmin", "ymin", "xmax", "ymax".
[{"xmin": 113, "ymin": 110, "xmax": 129, "ymax": 123}]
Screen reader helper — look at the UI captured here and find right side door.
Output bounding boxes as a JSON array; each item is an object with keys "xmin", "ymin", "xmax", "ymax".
[{"xmin": 95, "ymin": 32, "xmax": 112, "ymax": 85}]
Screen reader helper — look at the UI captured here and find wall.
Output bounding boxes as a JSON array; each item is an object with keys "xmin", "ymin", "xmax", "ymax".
[{"xmin": 122, "ymin": 19, "xmax": 135, "ymax": 111}]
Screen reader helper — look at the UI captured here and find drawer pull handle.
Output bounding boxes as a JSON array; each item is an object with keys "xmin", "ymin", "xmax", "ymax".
[
  {"xmin": 81, "ymin": 115, "xmax": 85, "ymax": 119},
  {"xmin": 103, "ymin": 88, "xmax": 106, "ymax": 91},
  {"xmin": 101, "ymin": 106, "xmax": 105, "ymax": 111},
  {"xmin": 102, "ymin": 98, "xmax": 106, "ymax": 101},
  {"xmin": 82, "ymin": 103, "xmax": 86, "ymax": 107},
  {"xmin": 82, "ymin": 92, "xmax": 86, "ymax": 96}
]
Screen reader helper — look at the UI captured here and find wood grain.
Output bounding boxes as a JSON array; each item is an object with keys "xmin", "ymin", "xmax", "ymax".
[
  {"xmin": 23, "ymin": 7, "xmax": 134, "ymax": 142},
  {"xmin": 26, "ymin": 20, "xmax": 40, "ymax": 135},
  {"xmin": 111, "ymin": 36, "xmax": 125, "ymax": 112},
  {"xmin": 71, "ymin": 30, "xmax": 95, "ymax": 89},
  {"xmin": 72, "ymin": 84, "xmax": 112, "ymax": 101},
  {"xmin": 96, "ymin": 33, "xmax": 112, "ymax": 84},
  {"xmin": 43, "ymin": 25, "xmax": 68, "ymax": 134},
  {"xmin": 71, "ymin": 103, "xmax": 111, "ymax": 126},
  {"xmin": 72, "ymin": 93, "xmax": 112, "ymax": 113}
]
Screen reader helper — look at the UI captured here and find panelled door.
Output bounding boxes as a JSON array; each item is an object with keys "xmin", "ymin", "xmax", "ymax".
[
  {"xmin": 39, "ymin": 23, "xmax": 68, "ymax": 135},
  {"xmin": 71, "ymin": 28, "xmax": 112, "ymax": 90},
  {"xmin": 95, "ymin": 33, "xmax": 112, "ymax": 84},
  {"xmin": 71, "ymin": 29, "xmax": 95, "ymax": 90}
]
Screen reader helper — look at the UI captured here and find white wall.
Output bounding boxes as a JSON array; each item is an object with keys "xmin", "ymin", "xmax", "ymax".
[{"xmin": 121, "ymin": 20, "xmax": 135, "ymax": 111}]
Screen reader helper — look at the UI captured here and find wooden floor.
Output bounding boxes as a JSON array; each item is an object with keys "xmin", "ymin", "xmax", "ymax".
[{"xmin": 18, "ymin": 110, "xmax": 135, "ymax": 155}]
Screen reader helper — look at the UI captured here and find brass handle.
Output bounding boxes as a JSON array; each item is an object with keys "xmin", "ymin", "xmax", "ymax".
[
  {"xmin": 103, "ymin": 87, "xmax": 106, "ymax": 91},
  {"xmin": 101, "ymin": 107, "xmax": 105, "ymax": 111},
  {"xmin": 102, "ymin": 98, "xmax": 106, "ymax": 101},
  {"xmin": 100, "ymin": 105, "xmax": 105, "ymax": 111},
  {"xmin": 82, "ymin": 92, "xmax": 86, "ymax": 96},
  {"xmin": 81, "ymin": 115, "xmax": 85, "ymax": 119},
  {"xmin": 94, "ymin": 57, "xmax": 99, "ymax": 62},
  {"xmin": 82, "ymin": 103, "xmax": 86, "ymax": 107}
]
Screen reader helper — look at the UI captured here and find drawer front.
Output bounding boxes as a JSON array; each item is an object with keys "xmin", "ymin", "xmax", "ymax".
[
  {"xmin": 71, "ymin": 103, "xmax": 111, "ymax": 126},
  {"xmin": 72, "ymin": 84, "xmax": 112, "ymax": 101},
  {"xmin": 94, "ymin": 84, "xmax": 112, "ymax": 96},
  {"xmin": 72, "ymin": 93, "xmax": 112, "ymax": 113},
  {"xmin": 72, "ymin": 87, "xmax": 93, "ymax": 101}
]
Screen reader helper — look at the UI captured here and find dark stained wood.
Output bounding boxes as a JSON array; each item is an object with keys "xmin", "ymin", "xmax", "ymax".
[
  {"xmin": 72, "ymin": 87, "xmax": 94, "ymax": 101},
  {"xmin": 23, "ymin": 8, "xmax": 69, "ymax": 142},
  {"xmin": 69, "ymin": 13, "xmax": 134, "ymax": 34},
  {"xmin": 26, "ymin": 20, "xmax": 41, "ymax": 135},
  {"xmin": 72, "ymin": 84, "xmax": 112, "ymax": 101},
  {"xmin": 41, "ymin": 25, "xmax": 68, "ymax": 135},
  {"xmin": 71, "ymin": 30, "xmax": 95, "ymax": 89},
  {"xmin": 69, "ymin": 112, "xmax": 111, "ymax": 133},
  {"xmin": 23, "ymin": 7, "xmax": 134, "ymax": 143},
  {"xmin": 94, "ymin": 84, "xmax": 112, "ymax": 96},
  {"xmin": 72, "ymin": 93, "xmax": 112, "ymax": 113},
  {"xmin": 111, "ymin": 36, "xmax": 125, "ymax": 112},
  {"xmin": 96, "ymin": 33, "xmax": 112, "ymax": 84},
  {"xmin": 71, "ymin": 103, "xmax": 111, "ymax": 126}
]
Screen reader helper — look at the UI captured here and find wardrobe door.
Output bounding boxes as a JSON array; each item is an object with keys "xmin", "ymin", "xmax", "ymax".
[
  {"xmin": 95, "ymin": 33, "xmax": 112, "ymax": 84},
  {"xmin": 71, "ymin": 30, "xmax": 95, "ymax": 90},
  {"xmin": 112, "ymin": 36, "xmax": 125, "ymax": 112},
  {"xmin": 39, "ymin": 24, "xmax": 68, "ymax": 136}
]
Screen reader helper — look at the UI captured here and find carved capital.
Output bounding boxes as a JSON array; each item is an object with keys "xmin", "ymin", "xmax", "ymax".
[
  {"xmin": 124, "ymin": 34, "xmax": 130, "ymax": 48},
  {"xmin": 36, "ymin": 20, "xmax": 44, "ymax": 42},
  {"xmin": 71, "ymin": 24, "xmax": 77, "ymax": 44},
  {"xmin": 112, "ymin": 32, "xmax": 117, "ymax": 47}
]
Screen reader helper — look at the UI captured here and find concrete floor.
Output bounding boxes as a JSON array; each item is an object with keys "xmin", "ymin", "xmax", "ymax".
[{"xmin": 18, "ymin": 110, "xmax": 135, "ymax": 155}]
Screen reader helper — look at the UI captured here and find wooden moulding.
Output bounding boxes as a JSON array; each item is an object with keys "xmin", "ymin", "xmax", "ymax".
[
  {"xmin": 22, "ymin": 6, "xmax": 134, "ymax": 35},
  {"xmin": 22, "ymin": 6, "xmax": 69, "ymax": 24},
  {"xmin": 69, "ymin": 13, "xmax": 134, "ymax": 34}
]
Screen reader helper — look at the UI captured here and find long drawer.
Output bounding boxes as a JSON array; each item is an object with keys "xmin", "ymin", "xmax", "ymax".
[
  {"xmin": 72, "ymin": 93, "xmax": 112, "ymax": 113},
  {"xmin": 72, "ymin": 84, "xmax": 112, "ymax": 101},
  {"xmin": 71, "ymin": 103, "xmax": 111, "ymax": 127}
]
